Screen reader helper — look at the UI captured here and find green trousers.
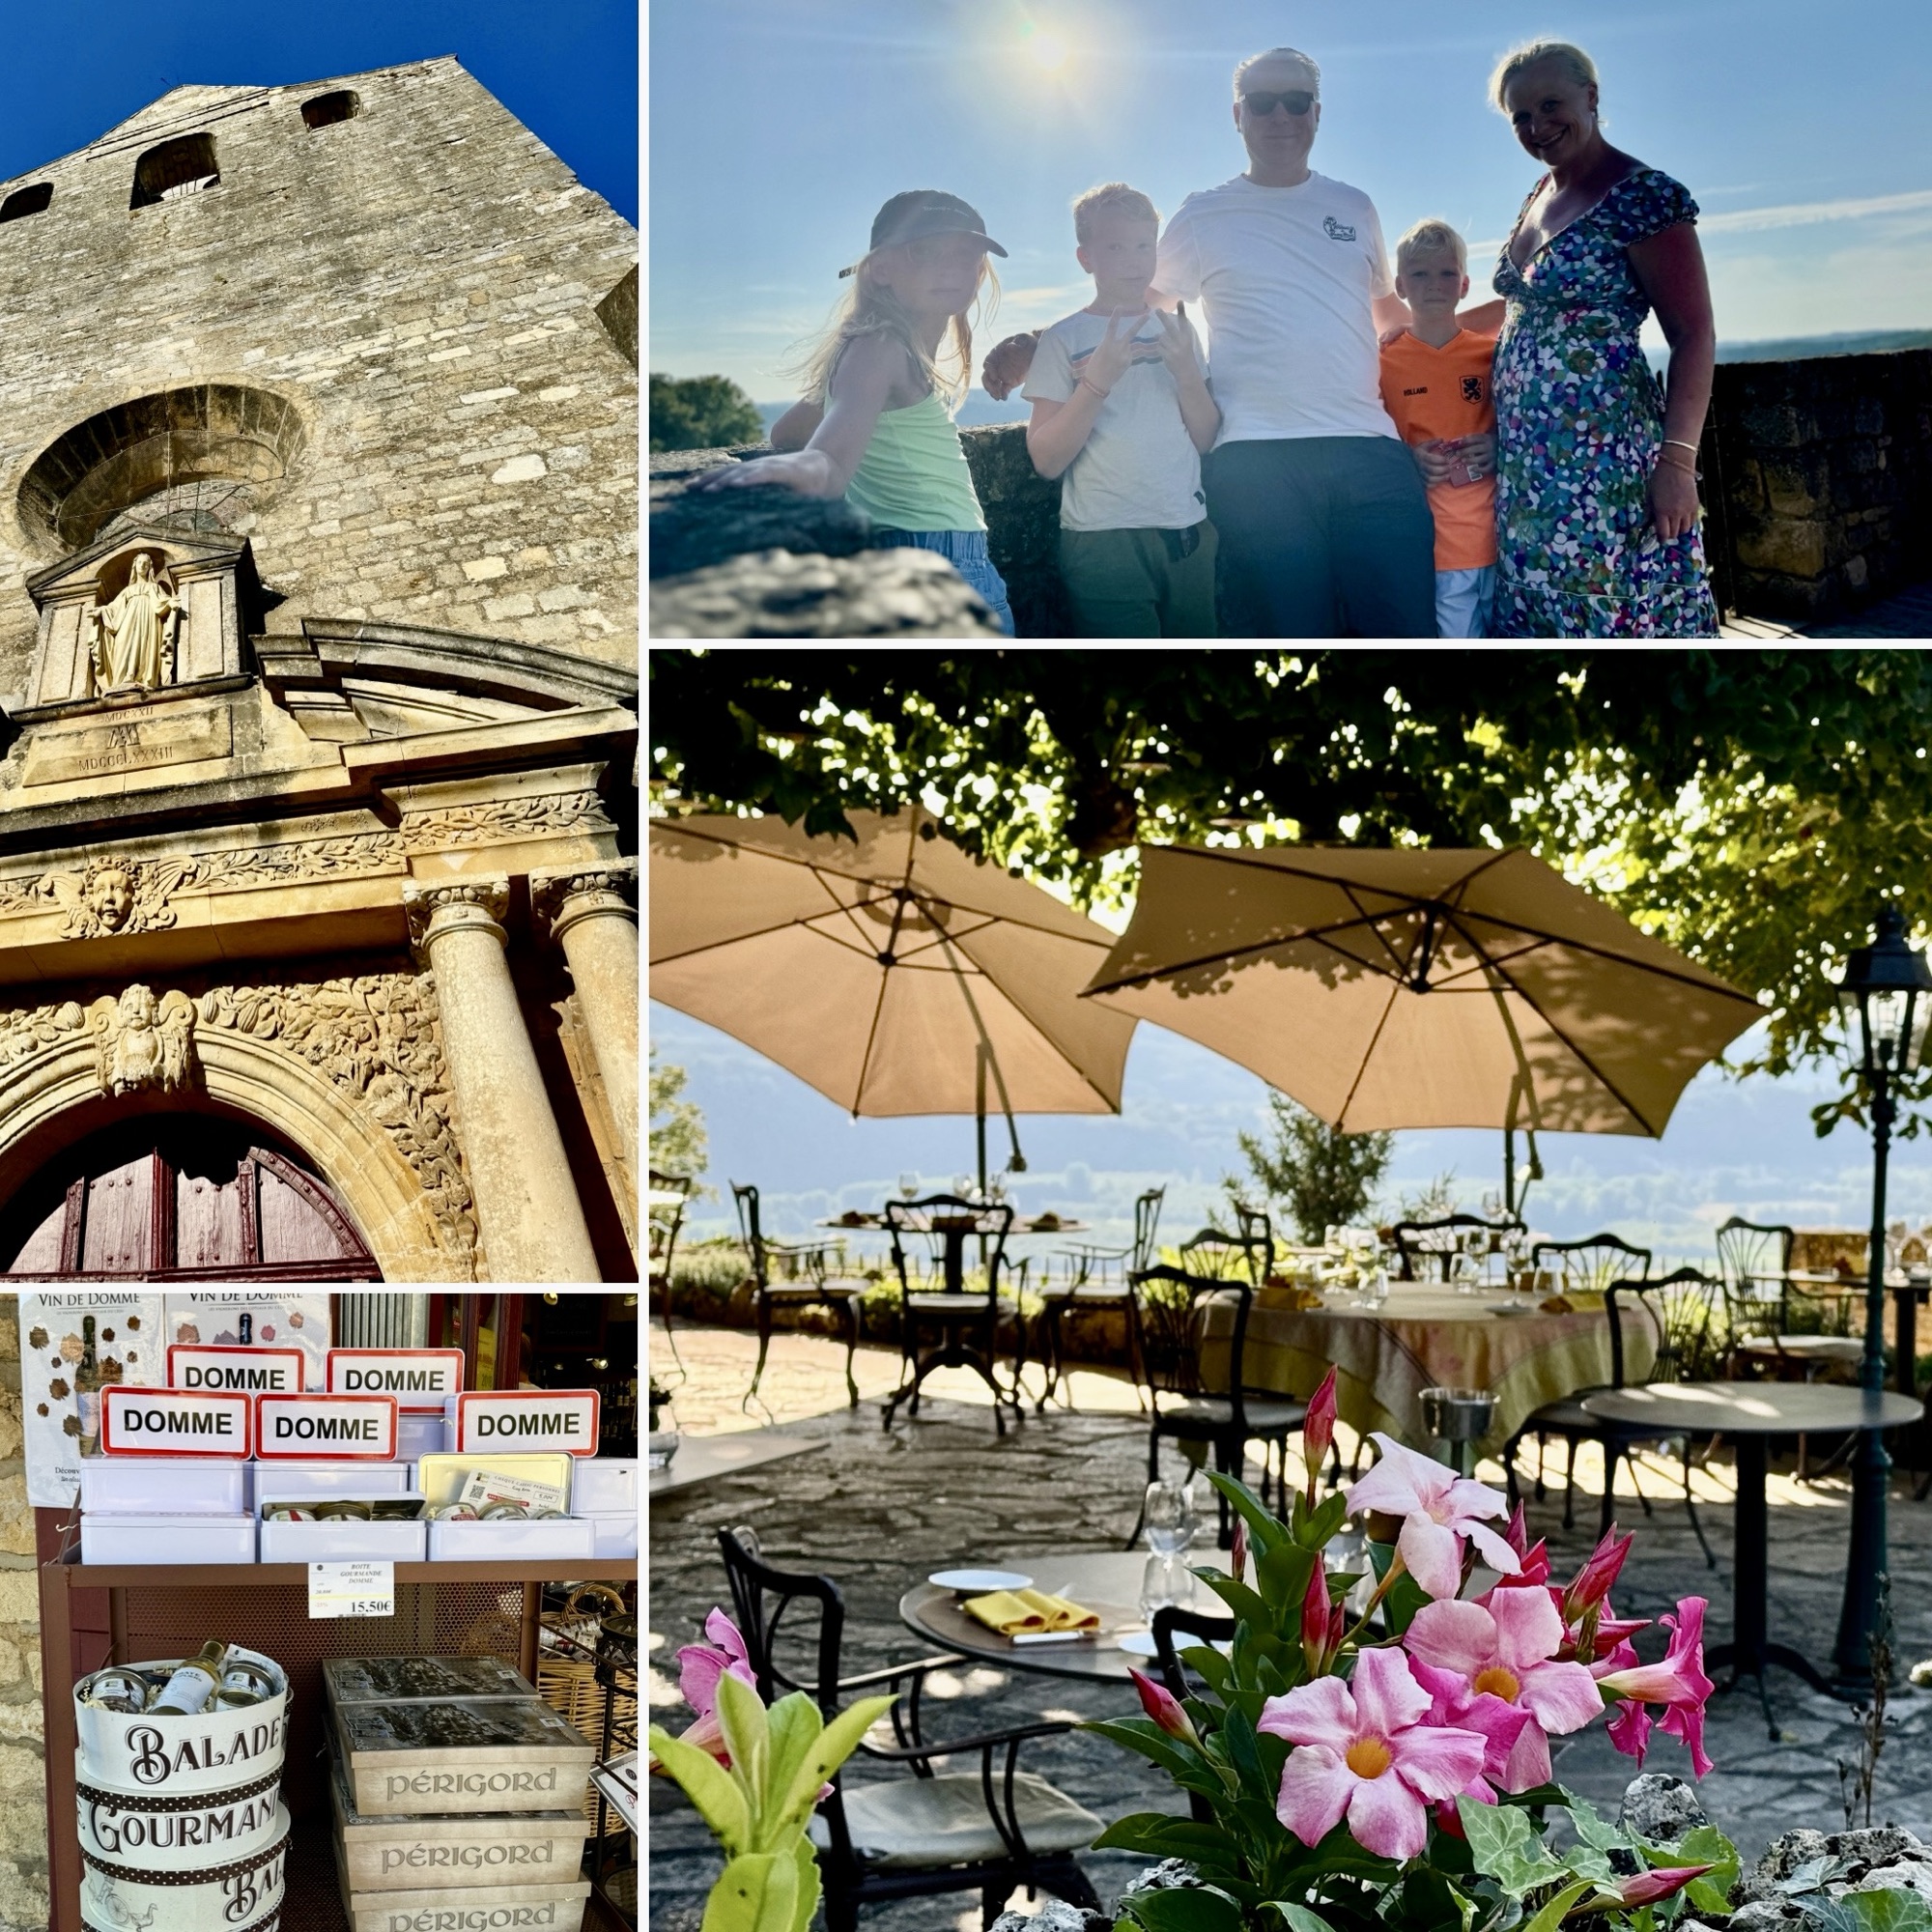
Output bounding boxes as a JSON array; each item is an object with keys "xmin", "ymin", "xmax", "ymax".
[{"xmin": 1058, "ymin": 522, "xmax": 1219, "ymax": 638}]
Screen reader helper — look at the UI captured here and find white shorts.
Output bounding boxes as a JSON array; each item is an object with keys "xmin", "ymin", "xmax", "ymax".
[{"xmin": 1435, "ymin": 565, "xmax": 1495, "ymax": 639}]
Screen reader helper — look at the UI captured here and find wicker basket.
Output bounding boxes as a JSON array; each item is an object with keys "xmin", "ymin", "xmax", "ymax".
[{"xmin": 537, "ymin": 1582, "xmax": 635, "ymax": 1834}]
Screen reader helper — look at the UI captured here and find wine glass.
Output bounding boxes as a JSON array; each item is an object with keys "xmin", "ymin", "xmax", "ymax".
[
  {"xmin": 1143, "ymin": 1478, "xmax": 1198, "ymax": 1557},
  {"xmin": 898, "ymin": 1173, "xmax": 921, "ymax": 1201}
]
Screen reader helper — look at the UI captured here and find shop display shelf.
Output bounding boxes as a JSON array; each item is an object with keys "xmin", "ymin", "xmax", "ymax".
[{"xmin": 40, "ymin": 1546, "xmax": 637, "ymax": 1932}]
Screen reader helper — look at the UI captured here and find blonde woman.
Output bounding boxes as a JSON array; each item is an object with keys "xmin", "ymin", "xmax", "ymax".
[{"xmin": 694, "ymin": 190, "xmax": 1014, "ymax": 633}]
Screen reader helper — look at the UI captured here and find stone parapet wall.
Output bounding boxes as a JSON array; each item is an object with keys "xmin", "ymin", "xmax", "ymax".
[
  {"xmin": 0, "ymin": 1312, "xmax": 46, "ymax": 1932},
  {"xmin": 1704, "ymin": 349, "xmax": 1932, "ymax": 622}
]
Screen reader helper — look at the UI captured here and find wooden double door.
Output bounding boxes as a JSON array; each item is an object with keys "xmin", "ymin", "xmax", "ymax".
[{"xmin": 0, "ymin": 1116, "xmax": 380, "ymax": 1279}]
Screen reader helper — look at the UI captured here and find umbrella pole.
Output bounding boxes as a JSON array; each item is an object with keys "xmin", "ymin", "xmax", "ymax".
[
  {"xmin": 1504, "ymin": 1129, "xmax": 1517, "ymax": 1217},
  {"xmin": 977, "ymin": 1044, "xmax": 988, "ymax": 1197}
]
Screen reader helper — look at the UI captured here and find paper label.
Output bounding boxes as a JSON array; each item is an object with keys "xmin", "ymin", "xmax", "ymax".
[
  {"xmin": 310, "ymin": 1560, "xmax": 395, "ymax": 1618},
  {"xmin": 18, "ymin": 1294, "xmax": 164, "ymax": 1505},
  {"xmin": 99, "ymin": 1384, "xmax": 252, "ymax": 1458},
  {"xmin": 162, "ymin": 1293, "xmax": 329, "ymax": 1390},
  {"xmin": 168, "ymin": 1344, "xmax": 306, "ymax": 1394},
  {"xmin": 455, "ymin": 1468, "xmax": 568, "ymax": 1512},
  {"xmin": 451, "ymin": 1388, "xmax": 600, "ymax": 1456},
  {"xmin": 327, "ymin": 1347, "xmax": 466, "ymax": 1408},
  {"xmin": 256, "ymin": 1392, "xmax": 398, "ymax": 1460}
]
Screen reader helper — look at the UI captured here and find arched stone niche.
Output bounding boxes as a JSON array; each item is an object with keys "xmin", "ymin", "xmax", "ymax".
[
  {"xmin": 16, "ymin": 383, "xmax": 309, "ymax": 555},
  {"xmin": 0, "ymin": 975, "xmax": 477, "ymax": 1282}
]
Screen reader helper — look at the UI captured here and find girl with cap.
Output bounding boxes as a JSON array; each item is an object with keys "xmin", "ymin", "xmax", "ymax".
[{"xmin": 693, "ymin": 190, "xmax": 1015, "ymax": 634}]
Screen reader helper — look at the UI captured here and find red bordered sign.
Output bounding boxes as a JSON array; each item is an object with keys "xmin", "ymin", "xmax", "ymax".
[
  {"xmin": 326, "ymin": 1348, "xmax": 467, "ymax": 1410},
  {"xmin": 449, "ymin": 1388, "xmax": 601, "ymax": 1456},
  {"xmin": 168, "ymin": 1345, "xmax": 306, "ymax": 1396},
  {"xmin": 99, "ymin": 1385, "xmax": 253, "ymax": 1458},
  {"xmin": 254, "ymin": 1392, "xmax": 399, "ymax": 1460}
]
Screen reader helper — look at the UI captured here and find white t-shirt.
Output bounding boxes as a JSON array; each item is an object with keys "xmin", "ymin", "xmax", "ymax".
[
  {"xmin": 1155, "ymin": 171, "xmax": 1398, "ymax": 446},
  {"xmin": 1023, "ymin": 308, "xmax": 1209, "ymax": 531}
]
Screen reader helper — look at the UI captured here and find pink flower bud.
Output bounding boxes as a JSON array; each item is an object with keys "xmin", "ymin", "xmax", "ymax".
[
  {"xmin": 1562, "ymin": 1527, "xmax": 1634, "ymax": 1622},
  {"xmin": 1303, "ymin": 1367, "xmax": 1338, "ymax": 1488},
  {"xmin": 1231, "ymin": 1517, "xmax": 1248, "ymax": 1586},
  {"xmin": 1128, "ymin": 1666, "xmax": 1200, "ymax": 1746},
  {"xmin": 1301, "ymin": 1565, "xmax": 1336, "ymax": 1674},
  {"xmin": 1613, "ymin": 1865, "xmax": 1715, "ymax": 1909}
]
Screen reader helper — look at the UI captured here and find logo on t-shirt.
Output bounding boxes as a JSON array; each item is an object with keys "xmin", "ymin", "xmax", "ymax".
[
  {"xmin": 1322, "ymin": 215, "xmax": 1357, "ymax": 242},
  {"xmin": 1462, "ymin": 376, "xmax": 1486, "ymax": 403}
]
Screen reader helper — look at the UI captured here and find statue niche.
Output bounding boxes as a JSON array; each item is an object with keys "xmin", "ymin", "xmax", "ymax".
[{"xmin": 85, "ymin": 551, "xmax": 182, "ymax": 697}]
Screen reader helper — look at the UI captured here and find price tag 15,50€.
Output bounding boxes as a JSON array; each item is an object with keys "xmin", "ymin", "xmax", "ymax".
[{"xmin": 309, "ymin": 1559, "xmax": 395, "ymax": 1619}]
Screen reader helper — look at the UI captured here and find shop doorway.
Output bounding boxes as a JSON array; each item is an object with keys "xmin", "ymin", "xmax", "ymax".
[{"xmin": 0, "ymin": 1116, "xmax": 381, "ymax": 1279}]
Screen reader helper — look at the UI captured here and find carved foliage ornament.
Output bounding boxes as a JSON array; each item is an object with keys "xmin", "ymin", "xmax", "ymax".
[{"xmin": 0, "ymin": 970, "xmax": 477, "ymax": 1264}]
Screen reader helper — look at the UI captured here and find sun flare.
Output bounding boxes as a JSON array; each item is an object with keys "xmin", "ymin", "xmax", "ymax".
[{"xmin": 1026, "ymin": 30, "xmax": 1069, "ymax": 71}]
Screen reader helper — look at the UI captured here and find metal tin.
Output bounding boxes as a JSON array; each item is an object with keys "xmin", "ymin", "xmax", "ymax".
[
  {"xmin": 527, "ymin": 1507, "xmax": 568, "ymax": 1520},
  {"xmin": 265, "ymin": 1507, "xmax": 316, "ymax": 1522},
  {"xmin": 424, "ymin": 1503, "xmax": 479, "ymax": 1521},
  {"xmin": 76, "ymin": 1646, "xmax": 288, "ymax": 1798},
  {"xmin": 315, "ymin": 1499, "xmax": 372, "ymax": 1521},
  {"xmin": 368, "ymin": 1497, "xmax": 424, "ymax": 1520},
  {"xmin": 77, "ymin": 1759, "xmax": 283, "ymax": 1870},
  {"xmin": 79, "ymin": 1797, "xmax": 288, "ymax": 1929},
  {"xmin": 78, "ymin": 1668, "xmax": 152, "ymax": 1714},
  {"xmin": 478, "ymin": 1502, "xmax": 528, "ymax": 1520}
]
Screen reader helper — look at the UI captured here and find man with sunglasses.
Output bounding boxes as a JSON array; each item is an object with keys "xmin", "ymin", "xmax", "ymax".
[{"xmin": 1153, "ymin": 46, "xmax": 1436, "ymax": 637}]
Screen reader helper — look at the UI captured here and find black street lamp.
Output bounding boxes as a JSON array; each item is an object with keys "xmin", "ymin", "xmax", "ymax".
[{"xmin": 1832, "ymin": 905, "xmax": 1932, "ymax": 1688}]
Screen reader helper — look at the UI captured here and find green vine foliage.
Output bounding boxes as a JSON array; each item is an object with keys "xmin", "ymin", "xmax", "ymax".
[{"xmin": 650, "ymin": 650, "xmax": 1932, "ymax": 1132}]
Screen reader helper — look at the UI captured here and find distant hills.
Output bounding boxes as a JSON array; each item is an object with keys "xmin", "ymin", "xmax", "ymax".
[{"xmin": 751, "ymin": 329, "xmax": 1931, "ymax": 434}]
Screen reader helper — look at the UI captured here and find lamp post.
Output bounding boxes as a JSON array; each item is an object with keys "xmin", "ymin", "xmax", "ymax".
[{"xmin": 1831, "ymin": 905, "xmax": 1932, "ymax": 1689}]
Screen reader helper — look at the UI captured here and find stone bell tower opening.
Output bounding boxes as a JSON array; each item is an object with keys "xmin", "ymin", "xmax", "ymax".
[{"xmin": 0, "ymin": 1114, "xmax": 380, "ymax": 1279}]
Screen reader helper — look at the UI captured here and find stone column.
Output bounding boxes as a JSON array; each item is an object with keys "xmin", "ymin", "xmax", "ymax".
[
  {"xmin": 533, "ymin": 862, "xmax": 639, "ymax": 1183},
  {"xmin": 405, "ymin": 879, "xmax": 601, "ymax": 1283}
]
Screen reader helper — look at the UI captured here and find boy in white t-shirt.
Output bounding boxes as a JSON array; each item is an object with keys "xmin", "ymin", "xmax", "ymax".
[{"xmin": 1022, "ymin": 185, "xmax": 1222, "ymax": 637}]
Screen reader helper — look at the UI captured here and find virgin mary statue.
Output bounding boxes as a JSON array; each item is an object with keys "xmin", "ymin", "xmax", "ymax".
[{"xmin": 89, "ymin": 554, "xmax": 180, "ymax": 695}]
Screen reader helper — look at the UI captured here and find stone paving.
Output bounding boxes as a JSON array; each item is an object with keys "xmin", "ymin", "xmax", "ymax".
[{"xmin": 648, "ymin": 1323, "xmax": 1932, "ymax": 1932}]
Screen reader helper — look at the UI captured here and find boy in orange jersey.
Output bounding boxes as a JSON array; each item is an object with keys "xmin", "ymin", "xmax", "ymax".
[{"xmin": 1379, "ymin": 218, "xmax": 1499, "ymax": 637}]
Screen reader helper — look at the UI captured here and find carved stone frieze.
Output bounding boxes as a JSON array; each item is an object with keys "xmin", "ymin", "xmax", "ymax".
[
  {"xmin": 398, "ymin": 790, "xmax": 610, "ymax": 849},
  {"xmin": 91, "ymin": 984, "xmax": 196, "ymax": 1094}
]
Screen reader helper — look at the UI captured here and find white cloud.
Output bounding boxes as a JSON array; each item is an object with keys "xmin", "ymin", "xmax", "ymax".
[{"xmin": 1701, "ymin": 186, "xmax": 1932, "ymax": 233}]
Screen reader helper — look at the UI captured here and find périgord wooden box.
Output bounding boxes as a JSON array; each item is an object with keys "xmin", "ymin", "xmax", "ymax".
[{"xmin": 326, "ymin": 1691, "xmax": 594, "ymax": 1816}]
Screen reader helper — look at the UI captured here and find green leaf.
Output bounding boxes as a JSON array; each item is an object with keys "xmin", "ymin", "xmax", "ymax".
[
  {"xmin": 787, "ymin": 1837, "xmax": 820, "ymax": 1932},
  {"xmin": 648, "ymin": 1724, "xmax": 753, "ymax": 1852},
  {"xmin": 1256, "ymin": 1543, "xmax": 1319, "ymax": 1621},
  {"xmin": 1456, "ymin": 1798, "xmax": 1566, "ymax": 1898},
  {"xmin": 1672, "ymin": 1825, "xmax": 1741, "ymax": 1913},
  {"xmin": 701, "ymin": 1851, "xmax": 799, "ymax": 1932},
  {"xmin": 767, "ymin": 1692, "xmax": 895, "ymax": 1838},
  {"xmin": 762, "ymin": 1691, "xmax": 824, "ymax": 1822},
  {"xmin": 1297, "ymin": 1492, "xmax": 1351, "ymax": 1550},
  {"xmin": 1264, "ymin": 1904, "xmax": 1337, "ymax": 1932},
  {"xmin": 1805, "ymin": 1893, "xmax": 1932, "ymax": 1932},
  {"xmin": 1522, "ymin": 1879, "xmax": 1595, "ymax": 1932},
  {"xmin": 715, "ymin": 1669, "xmax": 771, "ymax": 1815},
  {"xmin": 1121, "ymin": 1883, "xmax": 1247, "ymax": 1932},
  {"xmin": 1205, "ymin": 1471, "xmax": 1291, "ymax": 1553},
  {"xmin": 1093, "ymin": 1814, "xmax": 1242, "ymax": 1873}
]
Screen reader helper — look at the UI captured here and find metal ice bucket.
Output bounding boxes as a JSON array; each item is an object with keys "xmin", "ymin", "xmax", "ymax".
[{"xmin": 1418, "ymin": 1386, "xmax": 1495, "ymax": 1477}]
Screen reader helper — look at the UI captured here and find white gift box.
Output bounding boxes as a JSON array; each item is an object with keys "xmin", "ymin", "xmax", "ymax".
[
  {"xmin": 572, "ymin": 1512, "xmax": 638, "ymax": 1558},
  {"xmin": 79, "ymin": 1458, "xmax": 248, "ymax": 1516},
  {"xmin": 569, "ymin": 1460, "xmax": 636, "ymax": 1514},
  {"xmin": 76, "ymin": 1644, "xmax": 287, "ymax": 1794},
  {"xmin": 258, "ymin": 1513, "xmax": 427, "ymax": 1564},
  {"xmin": 80, "ymin": 1513, "xmax": 257, "ymax": 1566},
  {"xmin": 245, "ymin": 1460, "xmax": 412, "ymax": 1510},
  {"xmin": 396, "ymin": 1411, "xmax": 447, "ymax": 1462},
  {"xmin": 426, "ymin": 1516, "xmax": 595, "ymax": 1562}
]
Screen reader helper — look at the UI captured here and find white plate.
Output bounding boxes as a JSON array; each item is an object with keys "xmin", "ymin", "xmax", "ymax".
[
  {"xmin": 1117, "ymin": 1630, "xmax": 1233, "ymax": 1658},
  {"xmin": 929, "ymin": 1569, "xmax": 1032, "ymax": 1593}
]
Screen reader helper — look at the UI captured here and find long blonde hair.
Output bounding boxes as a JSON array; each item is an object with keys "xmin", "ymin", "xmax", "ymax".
[{"xmin": 786, "ymin": 244, "xmax": 1000, "ymax": 414}]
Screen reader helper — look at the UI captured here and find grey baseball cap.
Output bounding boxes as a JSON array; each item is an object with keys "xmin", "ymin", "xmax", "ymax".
[{"xmin": 840, "ymin": 190, "xmax": 1008, "ymax": 275}]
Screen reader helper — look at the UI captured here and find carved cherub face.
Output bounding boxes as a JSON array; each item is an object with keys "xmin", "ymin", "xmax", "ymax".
[
  {"xmin": 87, "ymin": 867, "xmax": 134, "ymax": 931},
  {"xmin": 120, "ymin": 985, "xmax": 156, "ymax": 1030}
]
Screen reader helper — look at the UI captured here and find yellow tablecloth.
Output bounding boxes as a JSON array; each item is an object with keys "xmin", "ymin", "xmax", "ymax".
[{"xmin": 1198, "ymin": 1285, "xmax": 1657, "ymax": 1450}]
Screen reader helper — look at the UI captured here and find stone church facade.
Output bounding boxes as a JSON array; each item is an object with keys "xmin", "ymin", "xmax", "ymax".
[{"xmin": 0, "ymin": 55, "xmax": 639, "ymax": 1302}]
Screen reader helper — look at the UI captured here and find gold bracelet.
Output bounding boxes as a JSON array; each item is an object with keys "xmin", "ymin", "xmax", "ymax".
[{"xmin": 1663, "ymin": 438, "xmax": 1701, "ymax": 457}]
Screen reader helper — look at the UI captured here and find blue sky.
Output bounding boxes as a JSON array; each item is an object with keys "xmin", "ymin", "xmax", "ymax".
[
  {"xmin": 653, "ymin": 1001, "xmax": 1925, "ymax": 1269},
  {"xmin": 0, "ymin": 0, "xmax": 637, "ymax": 224},
  {"xmin": 649, "ymin": 0, "xmax": 1932, "ymax": 397}
]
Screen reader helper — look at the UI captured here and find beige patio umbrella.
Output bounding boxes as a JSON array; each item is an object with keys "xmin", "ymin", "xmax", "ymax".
[
  {"xmin": 649, "ymin": 808, "xmax": 1136, "ymax": 1179},
  {"xmin": 1080, "ymin": 844, "xmax": 1763, "ymax": 1151}
]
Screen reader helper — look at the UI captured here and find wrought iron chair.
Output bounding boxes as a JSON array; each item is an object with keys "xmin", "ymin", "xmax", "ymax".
[
  {"xmin": 731, "ymin": 1181, "xmax": 864, "ymax": 1411},
  {"xmin": 1716, "ymin": 1215, "xmax": 1861, "ymax": 1380},
  {"xmin": 1036, "ymin": 1185, "xmax": 1164, "ymax": 1411},
  {"xmin": 1151, "ymin": 1604, "xmax": 1238, "ymax": 1824},
  {"xmin": 1178, "ymin": 1200, "xmax": 1275, "ymax": 1284},
  {"xmin": 1503, "ymin": 1266, "xmax": 1717, "ymax": 1565},
  {"xmin": 1391, "ymin": 1213, "xmax": 1524, "ymax": 1283},
  {"xmin": 1128, "ymin": 1264, "xmax": 1309, "ymax": 1548},
  {"xmin": 1531, "ymin": 1232, "xmax": 1654, "ymax": 1295},
  {"xmin": 648, "ymin": 1167, "xmax": 693, "ymax": 1380},
  {"xmin": 881, "ymin": 1196, "xmax": 1024, "ymax": 1434},
  {"xmin": 717, "ymin": 1526, "xmax": 1101, "ymax": 1932}
]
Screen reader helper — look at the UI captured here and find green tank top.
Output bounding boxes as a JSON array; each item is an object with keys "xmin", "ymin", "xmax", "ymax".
[{"xmin": 844, "ymin": 391, "xmax": 985, "ymax": 532}]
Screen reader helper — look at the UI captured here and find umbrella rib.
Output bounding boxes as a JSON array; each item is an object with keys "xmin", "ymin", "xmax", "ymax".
[{"xmin": 1334, "ymin": 969, "xmax": 1406, "ymax": 1129}]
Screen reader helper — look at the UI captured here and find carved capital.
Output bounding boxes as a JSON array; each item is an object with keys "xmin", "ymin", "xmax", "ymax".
[
  {"xmin": 531, "ymin": 859, "xmax": 638, "ymax": 947},
  {"xmin": 403, "ymin": 878, "xmax": 510, "ymax": 962}
]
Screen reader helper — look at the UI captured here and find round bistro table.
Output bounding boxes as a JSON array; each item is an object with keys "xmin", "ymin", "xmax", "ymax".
[
  {"xmin": 898, "ymin": 1550, "xmax": 1155, "ymax": 1684},
  {"xmin": 1581, "ymin": 1380, "xmax": 1921, "ymax": 1732}
]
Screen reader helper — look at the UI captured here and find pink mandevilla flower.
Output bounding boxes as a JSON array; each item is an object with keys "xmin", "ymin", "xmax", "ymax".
[
  {"xmin": 1492, "ymin": 1501, "xmax": 1551, "ymax": 1590},
  {"xmin": 675, "ymin": 1607, "xmax": 757, "ymax": 1760},
  {"xmin": 1259, "ymin": 1644, "xmax": 1489, "ymax": 1861},
  {"xmin": 1595, "ymin": 1596, "xmax": 1715, "ymax": 1778},
  {"xmin": 1345, "ymin": 1435, "xmax": 1520, "ymax": 1600},
  {"xmin": 1129, "ymin": 1666, "xmax": 1201, "ymax": 1747},
  {"xmin": 1405, "ymin": 1585, "xmax": 1603, "ymax": 1790}
]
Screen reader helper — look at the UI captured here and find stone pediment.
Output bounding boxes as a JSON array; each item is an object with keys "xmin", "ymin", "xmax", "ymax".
[
  {"xmin": 256, "ymin": 618, "xmax": 638, "ymax": 744},
  {"xmin": 25, "ymin": 524, "xmax": 247, "ymax": 606}
]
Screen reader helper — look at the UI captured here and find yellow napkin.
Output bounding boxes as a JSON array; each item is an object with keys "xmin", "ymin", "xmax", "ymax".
[{"xmin": 962, "ymin": 1588, "xmax": 1100, "ymax": 1635}]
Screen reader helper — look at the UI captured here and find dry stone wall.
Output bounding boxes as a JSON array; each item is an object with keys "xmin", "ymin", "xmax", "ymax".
[{"xmin": 0, "ymin": 56, "xmax": 638, "ymax": 698}]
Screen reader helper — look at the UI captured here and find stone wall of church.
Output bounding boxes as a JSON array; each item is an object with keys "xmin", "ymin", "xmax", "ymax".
[{"xmin": 0, "ymin": 55, "xmax": 638, "ymax": 701}]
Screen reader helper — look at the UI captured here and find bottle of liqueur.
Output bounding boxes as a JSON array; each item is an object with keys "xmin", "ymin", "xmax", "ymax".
[
  {"xmin": 239, "ymin": 1311, "xmax": 254, "ymax": 1345},
  {"xmin": 150, "ymin": 1639, "xmax": 229, "ymax": 1716},
  {"xmin": 75, "ymin": 1316, "xmax": 101, "ymax": 1457}
]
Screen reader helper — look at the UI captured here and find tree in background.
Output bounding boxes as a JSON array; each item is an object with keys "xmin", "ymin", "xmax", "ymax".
[
  {"xmin": 649, "ymin": 1047, "xmax": 709, "ymax": 1187},
  {"xmin": 1228, "ymin": 1093, "xmax": 1393, "ymax": 1243},
  {"xmin": 650, "ymin": 372, "xmax": 762, "ymax": 453}
]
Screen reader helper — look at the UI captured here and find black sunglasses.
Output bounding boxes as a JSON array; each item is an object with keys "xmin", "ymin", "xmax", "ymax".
[{"xmin": 1241, "ymin": 89, "xmax": 1315, "ymax": 116}]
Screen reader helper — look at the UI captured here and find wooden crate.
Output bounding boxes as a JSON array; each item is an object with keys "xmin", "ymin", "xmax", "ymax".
[{"xmin": 328, "ymin": 1694, "xmax": 593, "ymax": 1817}]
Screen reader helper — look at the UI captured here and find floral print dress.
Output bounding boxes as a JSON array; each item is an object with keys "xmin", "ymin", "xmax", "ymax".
[{"xmin": 1491, "ymin": 168, "xmax": 1718, "ymax": 638}]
